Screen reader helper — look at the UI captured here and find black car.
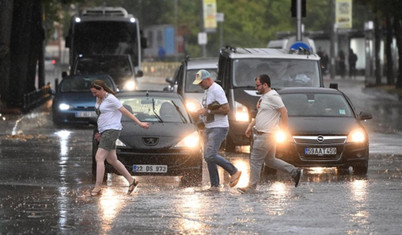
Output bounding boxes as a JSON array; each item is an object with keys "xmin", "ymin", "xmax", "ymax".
[
  {"xmin": 262, "ymin": 87, "xmax": 372, "ymax": 175},
  {"xmin": 52, "ymin": 74, "xmax": 118, "ymax": 125},
  {"xmin": 71, "ymin": 54, "xmax": 143, "ymax": 91},
  {"xmin": 92, "ymin": 91, "xmax": 203, "ymax": 184}
]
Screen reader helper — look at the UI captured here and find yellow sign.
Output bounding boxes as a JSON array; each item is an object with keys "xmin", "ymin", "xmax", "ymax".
[
  {"xmin": 336, "ymin": 0, "xmax": 352, "ymax": 29},
  {"xmin": 203, "ymin": 0, "xmax": 217, "ymax": 31}
]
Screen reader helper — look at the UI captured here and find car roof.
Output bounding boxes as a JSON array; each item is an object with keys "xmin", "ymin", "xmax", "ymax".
[
  {"xmin": 117, "ymin": 90, "xmax": 183, "ymax": 99},
  {"xmin": 221, "ymin": 47, "xmax": 320, "ymax": 61},
  {"xmin": 63, "ymin": 74, "xmax": 113, "ymax": 80},
  {"xmin": 186, "ymin": 57, "xmax": 218, "ymax": 70},
  {"xmin": 277, "ymin": 87, "xmax": 343, "ymax": 95}
]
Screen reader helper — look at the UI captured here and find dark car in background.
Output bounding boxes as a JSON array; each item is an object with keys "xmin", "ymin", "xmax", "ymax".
[
  {"xmin": 52, "ymin": 74, "xmax": 118, "ymax": 125},
  {"xmin": 165, "ymin": 57, "xmax": 218, "ymax": 115},
  {"xmin": 92, "ymin": 91, "xmax": 203, "ymax": 185},
  {"xmin": 262, "ymin": 87, "xmax": 372, "ymax": 175},
  {"xmin": 71, "ymin": 54, "xmax": 142, "ymax": 91}
]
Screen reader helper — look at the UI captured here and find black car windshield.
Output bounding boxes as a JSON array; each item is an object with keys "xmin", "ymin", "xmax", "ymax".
[
  {"xmin": 60, "ymin": 76, "xmax": 114, "ymax": 92},
  {"xmin": 120, "ymin": 96, "xmax": 190, "ymax": 123},
  {"xmin": 74, "ymin": 56, "xmax": 133, "ymax": 78},
  {"xmin": 281, "ymin": 93, "xmax": 353, "ymax": 117},
  {"xmin": 185, "ymin": 69, "xmax": 218, "ymax": 93},
  {"xmin": 232, "ymin": 59, "xmax": 320, "ymax": 88}
]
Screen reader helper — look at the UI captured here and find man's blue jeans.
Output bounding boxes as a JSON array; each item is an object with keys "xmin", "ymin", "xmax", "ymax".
[{"xmin": 203, "ymin": 127, "xmax": 237, "ymax": 187}]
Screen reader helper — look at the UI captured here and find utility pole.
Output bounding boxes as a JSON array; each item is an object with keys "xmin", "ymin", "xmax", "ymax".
[
  {"xmin": 330, "ymin": 0, "xmax": 336, "ymax": 80},
  {"xmin": 296, "ymin": 0, "xmax": 302, "ymax": 41}
]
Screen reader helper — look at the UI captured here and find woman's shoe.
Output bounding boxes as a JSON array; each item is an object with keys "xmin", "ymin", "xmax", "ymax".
[
  {"xmin": 128, "ymin": 179, "xmax": 138, "ymax": 194},
  {"xmin": 91, "ymin": 186, "xmax": 102, "ymax": 196}
]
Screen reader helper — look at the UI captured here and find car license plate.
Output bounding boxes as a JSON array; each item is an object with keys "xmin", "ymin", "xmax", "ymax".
[
  {"xmin": 75, "ymin": 111, "xmax": 96, "ymax": 118},
  {"xmin": 305, "ymin": 147, "xmax": 336, "ymax": 156},
  {"xmin": 132, "ymin": 165, "xmax": 168, "ymax": 173}
]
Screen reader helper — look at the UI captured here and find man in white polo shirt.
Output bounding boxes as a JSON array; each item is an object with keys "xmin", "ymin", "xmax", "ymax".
[
  {"xmin": 238, "ymin": 74, "xmax": 303, "ymax": 193},
  {"xmin": 193, "ymin": 69, "xmax": 242, "ymax": 191}
]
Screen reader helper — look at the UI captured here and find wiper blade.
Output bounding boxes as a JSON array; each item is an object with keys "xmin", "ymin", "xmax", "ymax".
[
  {"xmin": 171, "ymin": 100, "xmax": 187, "ymax": 123},
  {"xmin": 152, "ymin": 98, "xmax": 163, "ymax": 123}
]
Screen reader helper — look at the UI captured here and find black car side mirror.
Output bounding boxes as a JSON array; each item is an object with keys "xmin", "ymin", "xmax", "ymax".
[
  {"xmin": 136, "ymin": 70, "xmax": 144, "ymax": 78},
  {"xmin": 358, "ymin": 111, "xmax": 372, "ymax": 120}
]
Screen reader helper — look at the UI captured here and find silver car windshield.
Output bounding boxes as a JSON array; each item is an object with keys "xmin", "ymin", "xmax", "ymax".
[
  {"xmin": 232, "ymin": 59, "xmax": 320, "ymax": 88},
  {"xmin": 120, "ymin": 97, "xmax": 190, "ymax": 123},
  {"xmin": 281, "ymin": 93, "xmax": 353, "ymax": 117}
]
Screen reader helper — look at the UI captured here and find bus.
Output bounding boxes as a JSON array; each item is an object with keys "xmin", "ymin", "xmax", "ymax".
[{"xmin": 65, "ymin": 7, "xmax": 146, "ymax": 77}]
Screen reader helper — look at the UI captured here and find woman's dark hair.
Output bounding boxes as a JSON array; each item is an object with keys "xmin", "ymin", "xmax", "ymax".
[
  {"xmin": 90, "ymin": 80, "xmax": 116, "ymax": 96},
  {"xmin": 256, "ymin": 74, "xmax": 271, "ymax": 87}
]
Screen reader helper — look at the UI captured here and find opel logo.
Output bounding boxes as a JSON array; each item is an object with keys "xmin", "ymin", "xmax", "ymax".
[
  {"xmin": 317, "ymin": 135, "xmax": 324, "ymax": 142},
  {"xmin": 143, "ymin": 137, "xmax": 159, "ymax": 146}
]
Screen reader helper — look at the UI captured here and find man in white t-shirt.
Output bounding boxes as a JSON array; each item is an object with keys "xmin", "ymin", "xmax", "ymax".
[
  {"xmin": 238, "ymin": 74, "xmax": 303, "ymax": 193},
  {"xmin": 193, "ymin": 70, "xmax": 242, "ymax": 191}
]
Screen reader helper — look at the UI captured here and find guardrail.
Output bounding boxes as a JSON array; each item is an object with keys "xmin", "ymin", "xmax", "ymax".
[{"xmin": 23, "ymin": 84, "xmax": 52, "ymax": 111}]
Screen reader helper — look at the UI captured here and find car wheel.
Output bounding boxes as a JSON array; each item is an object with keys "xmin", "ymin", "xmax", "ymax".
[
  {"xmin": 336, "ymin": 166, "xmax": 351, "ymax": 175},
  {"xmin": 225, "ymin": 136, "xmax": 236, "ymax": 152},
  {"xmin": 353, "ymin": 162, "xmax": 368, "ymax": 175}
]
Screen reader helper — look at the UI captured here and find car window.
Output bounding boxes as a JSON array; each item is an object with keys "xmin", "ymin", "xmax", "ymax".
[
  {"xmin": 120, "ymin": 97, "xmax": 190, "ymax": 123},
  {"xmin": 185, "ymin": 69, "xmax": 218, "ymax": 93},
  {"xmin": 232, "ymin": 59, "xmax": 320, "ymax": 88},
  {"xmin": 282, "ymin": 93, "xmax": 352, "ymax": 117}
]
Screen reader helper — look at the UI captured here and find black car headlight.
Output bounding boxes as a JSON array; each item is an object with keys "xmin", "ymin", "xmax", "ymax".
[
  {"xmin": 346, "ymin": 127, "xmax": 366, "ymax": 143},
  {"xmin": 58, "ymin": 103, "xmax": 72, "ymax": 111},
  {"xmin": 235, "ymin": 101, "xmax": 249, "ymax": 122},
  {"xmin": 274, "ymin": 129, "xmax": 293, "ymax": 144}
]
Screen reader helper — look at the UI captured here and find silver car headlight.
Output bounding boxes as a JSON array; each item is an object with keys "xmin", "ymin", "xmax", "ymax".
[
  {"xmin": 175, "ymin": 131, "xmax": 200, "ymax": 148},
  {"xmin": 116, "ymin": 139, "xmax": 126, "ymax": 147},
  {"xmin": 185, "ymin": 99, "xmax": 201, "ymax": 113},
  {"xmin": 123, "ymin": 80, "xmax": 136, "ymax": 91}
]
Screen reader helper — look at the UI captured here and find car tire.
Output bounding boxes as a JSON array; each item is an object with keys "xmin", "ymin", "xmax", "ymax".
[
  {"xmin": 353, "ymin": 162, "xmax": 368, "ymax": 175},
  {"xmin": 337, "ymin": 166, "xmax": 351, "ymax": 175},
  {"xmin": 224, "ymin": 136, "xmax": 236, "ymax": 152}
]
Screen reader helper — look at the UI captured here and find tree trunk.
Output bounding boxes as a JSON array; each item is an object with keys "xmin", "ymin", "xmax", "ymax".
[
  {"xmin": 385, "ymin": 16, "xmax": 394, "ymax": 85},
  {"xmin": 8, "ymin": 0, "xmax": 34, "ymax": 107},
  {"xmin": 0, "ymin": 0, "xmax": 14, "ymax": 109},
  {"xmin": 394, "ymin": 15, "xmax": 402, "ymax": 88}
]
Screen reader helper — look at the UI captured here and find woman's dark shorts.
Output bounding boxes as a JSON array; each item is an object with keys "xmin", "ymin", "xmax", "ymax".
[{"xmin": 99, "ymin": 129, "xmax": 121, "ymax": 151}]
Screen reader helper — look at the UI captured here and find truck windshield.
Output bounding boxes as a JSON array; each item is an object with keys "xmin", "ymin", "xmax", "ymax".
[
  {"xmin": 73, "ymin": 21, "xmax": 139, "ymax": 66},
  {"xmin": 232, "ymin": 59, "xmax": 321, "ymax": 88}
]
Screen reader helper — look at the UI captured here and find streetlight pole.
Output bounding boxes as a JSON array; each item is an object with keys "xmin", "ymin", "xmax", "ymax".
[{"xmin": 330, "ymin": 0, "xmax": 336, "ymax": 80}]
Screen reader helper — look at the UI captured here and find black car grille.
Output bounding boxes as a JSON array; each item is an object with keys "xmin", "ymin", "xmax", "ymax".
[
  {"xmin": 293, "ymin": 136, "xmax": 346, "ymax": 144},
  {"xmin": 75, "ymin": 106, "xmax": 94, "ymax": 111},
  {"xmin": 293, "ymin": 135, "xmax": 346, "ymax": 161}
]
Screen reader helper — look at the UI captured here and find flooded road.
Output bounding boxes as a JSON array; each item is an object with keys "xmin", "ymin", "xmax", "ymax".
[{"xmin": 1, "ymin": 77, "xmax": 402, "ymax": 234}]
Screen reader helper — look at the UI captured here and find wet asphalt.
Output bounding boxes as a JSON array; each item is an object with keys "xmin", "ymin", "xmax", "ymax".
[{"xmin": 0, "ymin": 76, "xmax": 402, "ymax": 234}]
